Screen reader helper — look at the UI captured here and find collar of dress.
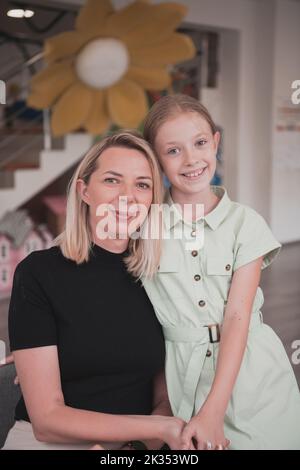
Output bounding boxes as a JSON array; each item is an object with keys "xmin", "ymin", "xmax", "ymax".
[{"xmin": 163, "ymin": 185, "xmax": 231, "ymax": 232}]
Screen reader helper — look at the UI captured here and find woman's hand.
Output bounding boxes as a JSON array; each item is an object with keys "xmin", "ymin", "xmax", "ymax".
[
  {"xmin": 90, "ymin": 443, "xmax": 136, "ymax": 451},
  {"xmin": 90, "ymin": 444, "xmax": 105, "ymax": 450},
  {"xmin": 181, "ymin": 409, "xmax": 230, "ymax": 450},
  {"xmin": 0, "ymin": 354, "xmax": 14, "ymax": 365},
  {"xmin": 0, "ymin": 354, "xmax": 19, "ymax": 384},
  {"xmin": 162, "ymin": 416, "xmax": 187, "ymax": 450}
]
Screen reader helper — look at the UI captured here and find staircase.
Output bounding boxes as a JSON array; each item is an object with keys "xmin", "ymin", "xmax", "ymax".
[
  {"xmin": 0, "ymin": 133, "xmax": 93, "ymax": 219},
  {"xmin": 0, "ymin": 53, "xmax": 93, "ymax": 219}
]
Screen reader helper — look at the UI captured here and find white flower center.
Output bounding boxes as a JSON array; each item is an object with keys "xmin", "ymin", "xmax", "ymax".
[{"xmin": 75, "ymin": 38, "xmax": 129, "ymax": 89}]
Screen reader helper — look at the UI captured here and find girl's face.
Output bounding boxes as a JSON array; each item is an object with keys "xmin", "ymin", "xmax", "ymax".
[
  {"xmin": 154, "ymin": 112, "xmax": 220, "ymax": 199},
  {"xmin": 77, "ymin": 146, "xmax": 153, "ymax": 240}
]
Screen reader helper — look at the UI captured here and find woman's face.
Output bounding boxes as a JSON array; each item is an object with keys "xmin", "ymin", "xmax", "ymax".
[
  {"xmin": 154, "ymin": 112, "xmax": 220, "ymax": 201},
  {"xmin": 77, "ymin": 146, "xmax": 154, "ymax": 241}
]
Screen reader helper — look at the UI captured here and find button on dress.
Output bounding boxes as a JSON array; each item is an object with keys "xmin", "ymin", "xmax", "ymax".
[{"xmin": 143, "ymin": 186, "xmax": 300, "ymax": 449}]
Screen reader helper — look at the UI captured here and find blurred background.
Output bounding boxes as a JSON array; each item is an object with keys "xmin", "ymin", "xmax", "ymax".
[{"xmin": 0, "ymin": 0, "xmax": 299, "ymax": 383}]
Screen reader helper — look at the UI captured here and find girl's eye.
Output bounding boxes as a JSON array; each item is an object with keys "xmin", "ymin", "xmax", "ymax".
[
  {"xmin": 104, "ymin": 178, "xmax": 119, "ymax": 184},
  {"xmin": 167, "ymin": 148, "xmax": 180, "ymax": 155},
  {"xmin": 137, "ymin": 182, "xmax": 151, "ymax": 189},
  {"xmin": 196, "ymin": 139, "xmax": 207, "ymax": 146}
]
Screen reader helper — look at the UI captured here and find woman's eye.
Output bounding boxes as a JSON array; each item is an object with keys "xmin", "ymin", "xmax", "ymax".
[
  {"xmin": 167, "ymin": 148, "xmax": 179, "ymax": 155},
  {"xmin": 104, "ymin": 178, "xmax": 118, "ymax": 184},
  {"xmin": 196, "ymin": 139, "xmax": 207, "ymax": 146}
]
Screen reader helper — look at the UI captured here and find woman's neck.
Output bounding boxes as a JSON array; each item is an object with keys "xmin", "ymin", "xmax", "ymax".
[
  {"xmin": 90, "ymin": 217, "xmax": 129, "ymax": 253},
  {"xmin": 92, "ymin": 237, "xmax": 129, "ymax": 254}
]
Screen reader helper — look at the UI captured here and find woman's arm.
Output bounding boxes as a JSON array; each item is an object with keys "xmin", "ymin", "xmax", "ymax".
[
  {"xmin": 181, "ymin": 257, "xmax": 263, "ymax": 450},
  {"xmin": 140, "ymin": 369, "xmax": 174, "ymax": 450},
  {"xmin": 13, "ymin": 346, "xmax": 185, "ymax": 448}
]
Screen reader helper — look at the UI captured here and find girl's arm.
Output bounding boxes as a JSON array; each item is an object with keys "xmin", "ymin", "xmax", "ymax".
[
  {"xmin": 13, "ymin": 346, "xmax": 185, "ymax": 448},
  {"xmin": 181, "ymin": 256, "xmax": 263, "ymax": 450}
]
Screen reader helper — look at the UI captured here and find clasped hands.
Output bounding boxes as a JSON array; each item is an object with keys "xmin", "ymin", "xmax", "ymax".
[
  {"xmin": 92, "ymin": 412, "xmax": 230, "ymax": 451},
  {"xmin": 178, "ymin": 412, "xmax": 231, "ymax": 450}
]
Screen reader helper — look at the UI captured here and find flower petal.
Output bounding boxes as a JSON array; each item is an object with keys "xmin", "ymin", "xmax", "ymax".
[
  {"xmin": 31, "ymin": 60, "xmax": 75, "ymax": 91},
  {"xmin": 107, "ymin": 79, "xmax": 148, "ymax": 128},
  {"xmin": 122, "ymin": 3, "xmax": 187, "ymax": 47},
  {"xmin": 125, "ymin": 66, "xmax": 171, "ymax": 90},
  {"xmin": 27, "ymin": 89, "xmax": 61, "ymax": 109},
  {"xmin": 44, "ymin": 31, "xmax": 87, "ymax": 63},
  {"xmin": 130, "ymin": 33, "xmax": 196, "ymax": 67},
  {"xmin": 105, "ymin": 2, "xmax": 151, "ymax": 37},
  {"xmin": 84, "ymin": 91, "xmax": 110, "ymax": 135},
  {"xmin": 28, "ymin": 62, "xmax": 76, "ymax": 109},
  {"xmin": 76, "ymin": 0, "xmax": 113, "ymax": 33},
  {"xmin": 51, "ymin": 83, "xmax": 93, "ymax": 136}
]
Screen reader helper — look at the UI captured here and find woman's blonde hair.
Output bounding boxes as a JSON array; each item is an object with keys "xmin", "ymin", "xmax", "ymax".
[
  {"xmin": 143, "ymin": 93, "xmax": 217, "ymax": 149},
  {"xmin": 54, "ymin": 130, "xmax": 163, "ymax": 279}
]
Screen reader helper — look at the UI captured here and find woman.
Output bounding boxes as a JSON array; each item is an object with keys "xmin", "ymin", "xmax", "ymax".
[{"xmin": 2, "ymin": 130, "xmax": 185, "ymax": 450}]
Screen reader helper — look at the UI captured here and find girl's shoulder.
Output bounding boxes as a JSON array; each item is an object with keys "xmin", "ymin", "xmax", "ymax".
[
  {"xmin": 210, "ymin": 186, "xmax": 266, "ymax": 231},
  {"xmin": 226, "ymin": 200, "xmax": 267, "ymax": 229},
  {"xmin": 226, "ymin": 202, "xmax": 281, "ymax": 270}
]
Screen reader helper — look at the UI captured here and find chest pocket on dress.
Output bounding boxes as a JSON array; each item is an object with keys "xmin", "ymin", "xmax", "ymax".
[
  {"xmin": 206, "ymin": 256, "xmax": 233, "ymax": 276},
  {"xmin": 158, "ymin": 255, "xmax": 179, "ymax": 273},
  {"xmin": 151, "ymin": 250, "xmax": 182, "ymax": 302},
  {"xmin": 158, "ymin": 240, "xmax": 181, "ymax": 273}
]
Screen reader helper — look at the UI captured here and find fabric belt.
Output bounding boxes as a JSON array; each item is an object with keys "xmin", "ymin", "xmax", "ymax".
[
  {"xmin": 162, "ymin": 311, "xmax": 263, "ymax": 421},
  {"xmin": 163, "ymin": 310, "xmax": 263, "ymax": 343}
]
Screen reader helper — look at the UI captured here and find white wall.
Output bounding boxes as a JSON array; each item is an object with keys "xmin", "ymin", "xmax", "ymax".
[
  {"xmin": 201, "ymin": 28, "xmax": 240, "ymax": 200},
  {"xmin": 271, "ymin": 0, "xmax": 300, "ymax": 243}
]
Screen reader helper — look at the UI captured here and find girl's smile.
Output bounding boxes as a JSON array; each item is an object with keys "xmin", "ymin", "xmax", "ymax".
[
  {"xmin": 154, "ymin": 111, "xmax": 220, "ymax": 205},
  {"xmin": 181, "ymin": 166, "xmax": 208, "ymax": 180}
]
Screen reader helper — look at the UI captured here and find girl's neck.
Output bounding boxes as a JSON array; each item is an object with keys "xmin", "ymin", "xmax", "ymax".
[{"xmin": 170, "ymin": 186, "xmax": 220, "ymax": 218}]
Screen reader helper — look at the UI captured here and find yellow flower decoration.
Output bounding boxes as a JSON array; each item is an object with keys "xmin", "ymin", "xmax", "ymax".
[{"xmin": 27, "ymin": 0, "xmax": 195, "ymax": 136}]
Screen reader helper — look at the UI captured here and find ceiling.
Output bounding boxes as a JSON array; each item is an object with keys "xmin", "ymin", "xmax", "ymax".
[{"xmin": 0, "ymin": 0, "xmax": 77, "ymax": 44}]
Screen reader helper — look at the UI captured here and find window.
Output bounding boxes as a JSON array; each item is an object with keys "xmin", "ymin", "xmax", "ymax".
[
  {"xmin": 0, "ymin": 242, "xmax": 9, "ymax": 260},
  {"xmin": 1, "ymin": 268, "xmax": 7, "ymax": 284},
  {"xmin": 1, "ymin": 244, "xmax": 7, "ymax": 259}
]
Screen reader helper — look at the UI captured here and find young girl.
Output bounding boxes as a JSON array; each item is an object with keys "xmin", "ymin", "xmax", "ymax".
[{"xmin": 142, "ymin": 94, "xmax": 300, "ymax": 450}]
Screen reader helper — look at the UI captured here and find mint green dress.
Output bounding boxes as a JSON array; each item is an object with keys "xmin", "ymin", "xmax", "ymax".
[{"xmin": 143, "ymin": 186, "xmax": 300, "ymax": 450}]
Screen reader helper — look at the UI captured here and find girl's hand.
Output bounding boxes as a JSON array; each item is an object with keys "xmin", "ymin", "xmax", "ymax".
[{"xmin": 181, "ymin": 410, "xmax": 230, "ymax": 450}]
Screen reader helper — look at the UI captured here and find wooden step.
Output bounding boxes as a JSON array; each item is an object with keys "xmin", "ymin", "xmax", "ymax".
[{"xmin": 2, "ymin": 162, "xmax": 40, "ymax": 171}]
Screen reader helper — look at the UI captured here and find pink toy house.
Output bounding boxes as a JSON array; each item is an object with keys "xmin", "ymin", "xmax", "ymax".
[
  {"xmin": 43, "ymin": 195, "xmax": 67, "ymax": 237},
  {"xmin": 0, "ymin": 209, "xmax": 53, "ymax": 298}
]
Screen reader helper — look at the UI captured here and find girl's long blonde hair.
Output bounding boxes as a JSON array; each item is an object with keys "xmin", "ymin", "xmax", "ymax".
[{"xmin": 54, "ymin": 130, "xmax": 163, "ymax": 279}]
